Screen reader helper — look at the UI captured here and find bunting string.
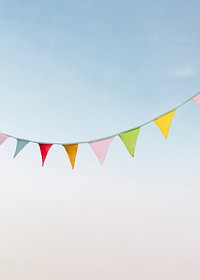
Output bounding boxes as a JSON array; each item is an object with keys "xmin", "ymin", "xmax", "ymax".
[{"xmin": 0, "ymin": 92, "xmax": 200, "ymax": 168}]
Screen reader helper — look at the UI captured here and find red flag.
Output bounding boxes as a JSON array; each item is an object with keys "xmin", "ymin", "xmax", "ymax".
[{"xmin": 38, "ymin": 144, "xmax": 53, "ymax": 166}]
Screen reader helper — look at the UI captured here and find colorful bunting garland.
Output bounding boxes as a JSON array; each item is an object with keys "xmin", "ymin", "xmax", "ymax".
[{"xmin": 0, "ymin": 92, "xmax": 200, "ymax": 168}]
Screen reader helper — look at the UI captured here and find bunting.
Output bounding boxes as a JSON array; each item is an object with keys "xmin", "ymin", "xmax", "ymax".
[
  {"xmin": 39, "ymin": 144, "xmax": 53, "ymax": 166},
  {"xmin": 192, "ymin": 92, "xmax": 200, "ymax": 106},
  {"xmin": 63, "ymin": 144, "xmax": 78, "ymax": 169},
  {"xmin": 0, "ymin": 92, "xmax": 199, "ymax": 168},
  {"xmin": 0, "ymin": 133, "xmax": 9, "ymax": 145},
  {"xmin": 154, "ymin": 110, "xmax": 176, "ymax": 139},
  {"xmin": 14, "ymin": 139, "xmax": 29, "ymax": 158},
  {"xmin": 89, "ymin": 137, "xmax": 114, "ymax": 165},
  {"xmin": 119, "ymin": 128, "xmax": 140, "ymax": 157}
]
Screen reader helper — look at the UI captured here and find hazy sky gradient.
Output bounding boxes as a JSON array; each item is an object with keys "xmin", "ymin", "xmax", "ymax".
[{"xmin": 0, "ymin": 1, "xmax": 200, "ymax": 279}]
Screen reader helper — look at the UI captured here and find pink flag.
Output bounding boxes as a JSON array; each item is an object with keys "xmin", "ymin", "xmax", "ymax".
[
  {"xmin": 192, "ymin": 92, "xmax": 200, "ymax": 106},
  {"xmin": 0, "ymin": 133, "xmax": 9, "ymax": 145},
  {"xmin": 89, "ymin": 137, "xmax": 114, "ymax": 165},
  {"xmin": 38, "ymin": 144, "xmax": 53, "ymax": 166}
]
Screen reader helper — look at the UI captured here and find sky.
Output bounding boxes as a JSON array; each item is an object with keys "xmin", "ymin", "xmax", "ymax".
[{"xmin": 0, "ymin": 0, "xmax": 200, "ymax": 279}]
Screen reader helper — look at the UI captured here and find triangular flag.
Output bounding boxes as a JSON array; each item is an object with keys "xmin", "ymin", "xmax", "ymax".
[
  {"xmin": 89, "ymin": 137, "xmax": 114, "ymax": 165},
  {"xmin": 192, "ymin": 92, "xmax": 200, "ymax": 106},
  {"xmin": 0, "ymin": 133, "xmax": 9, "ymax": 145},
  {"xmin": 63, "ymin": 144, "xmax": 78, "ymax": 169},
  {"xmin": 154, "ymin": 110, "xmax": 176, "ymax": 139},
  {"xmin": 119, "ymin": 128, "xmax": 140, "ymax": 157},
  {"xmin": 14, "ymin": 139, "xmax": 29, "ymax": 158},
  {"xmin": 38, "ymin": 143, "xmax": 53, "ymax": 166}
]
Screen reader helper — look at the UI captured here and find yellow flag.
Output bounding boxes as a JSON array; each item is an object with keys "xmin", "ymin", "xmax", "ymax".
[
  {"xmin": 154, "ymin": 110, "xmax": 176, "ymax": 139},
  {"xmin": 63, "ymin": 144, "xmax": 78, "ymax": 169}
]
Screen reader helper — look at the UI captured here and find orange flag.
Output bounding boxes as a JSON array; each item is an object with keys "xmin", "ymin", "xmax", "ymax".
[
  {"xmin": 63, "ymin": 144, "xmax": 78, "ymax": 169},
  {"xmin": 38, "ymin": 144, "xmax": 53, "ymax": 166},
  {"xmin": 154, "ymin": 110, "xmax": 176, "ymax": 139}
]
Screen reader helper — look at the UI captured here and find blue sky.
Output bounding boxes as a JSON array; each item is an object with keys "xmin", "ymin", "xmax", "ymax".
[
  {"xmin": 0, "ymin": 1, "xmax": 200, "ymax": 279},
  {"xmin": 0, "ymin": 0, "xmax": 200, "ymax": 141}
]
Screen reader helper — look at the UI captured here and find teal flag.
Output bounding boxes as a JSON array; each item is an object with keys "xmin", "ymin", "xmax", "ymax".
[{"xmin": 14, "ymin": 139, "xmax": 29, "ymax": 158}]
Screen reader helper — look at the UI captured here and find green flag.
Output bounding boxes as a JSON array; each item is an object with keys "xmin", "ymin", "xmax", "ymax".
[{"xmin": 119, "ymin": 127, "xmax": 140, "ymax": 157}]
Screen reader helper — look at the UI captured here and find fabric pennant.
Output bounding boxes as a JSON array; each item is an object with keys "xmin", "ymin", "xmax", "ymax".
[
  {"xmin": 38, "ymin": 144, "xmax": 53, "ymax": 166},
  {"xmin": 154, "ymin": 110, "xmax": 176, "ymax": 139},
  {"xmin": 63, "ymin": 144, "xmax": 78, "ymax": 169},
  {"xmin": 0, "ymin": 133, "xmax": 9, "ymax": 145},
  {"xmin": 192, "ymin": 92, "xmax": 200, "ymax": 106},
  {"xmin": 14, "ymin": 139, "xmax": 29, "ymax": 158},
  {"xmin": 89, "ymin": 137, "xmax": 114, "ymax": 165},
  {"xmin": 119, "ymin": 128, "xmax": 140, "ymax": 157}
]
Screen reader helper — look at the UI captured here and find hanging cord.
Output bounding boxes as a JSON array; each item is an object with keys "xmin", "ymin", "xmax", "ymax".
[{"xmin": 3, "ymin": 92, "xmax": 199, "ymax": 145}]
